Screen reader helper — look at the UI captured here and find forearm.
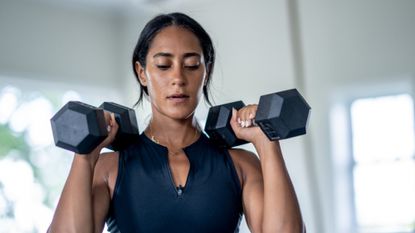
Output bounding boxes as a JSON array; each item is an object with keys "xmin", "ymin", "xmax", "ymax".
[
  {"xmin": 48, "ymin": 154, "xmax": 96, "ymax": 233},
  {"xmin": 253, "ymin": 139, "xmax": 304, "ymax": 233}
]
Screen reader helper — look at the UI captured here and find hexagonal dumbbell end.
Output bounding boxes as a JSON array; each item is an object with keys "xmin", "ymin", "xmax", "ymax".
[
  {"xmin": 205, "ymin": 101, "xmax": 247, "ymax": 148},
  {"xmin": 50, "ymin": 101, "xmax": 108, "ymax": 154},
  {"xmin": 99, "ymin": 102, "xmax": 139, "ymax": 151},
  {"xmin": 255, "ymin": 89, "xmax": 311, "ymax": 140}
]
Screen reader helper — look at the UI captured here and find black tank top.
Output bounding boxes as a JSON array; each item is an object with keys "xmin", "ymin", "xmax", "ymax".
[{"xmin": 106, "ymin": 133, "xmax": 243, "ymax": 233}]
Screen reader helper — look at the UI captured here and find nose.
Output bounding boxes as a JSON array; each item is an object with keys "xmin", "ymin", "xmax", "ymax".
[{"xmin": 171, "ymin": 66, "xmax": 186, "ymax": 87}]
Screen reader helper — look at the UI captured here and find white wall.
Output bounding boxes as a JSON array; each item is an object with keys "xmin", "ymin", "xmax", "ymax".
[{"xmin": 0, "ymin": 0, "xmax": 122, "ymax": 89}]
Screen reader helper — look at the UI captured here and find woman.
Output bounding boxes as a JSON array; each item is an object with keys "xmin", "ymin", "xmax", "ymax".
[{"xmin": 48, "ymin": 12, "xmax": 305, "ymax": 233}]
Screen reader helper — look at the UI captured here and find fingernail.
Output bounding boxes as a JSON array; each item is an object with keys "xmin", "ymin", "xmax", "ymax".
[
  {"xmin": 107, "ymin": 125, "xmax": 111, "ymax": 132},
  {"xmin": 249, "ymin": 113, "xmax": 254, "ymax": 119},
  {"xmin": 237, "ymin": 118, "xmax": 241, "ymax": 124},
  {"xmin": 246, "ymin": 120, "xmax": 251, "ymax": 127}
]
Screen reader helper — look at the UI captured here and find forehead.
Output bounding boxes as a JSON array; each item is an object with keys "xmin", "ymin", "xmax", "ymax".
[{"xmin": 148, "ymin": 26, "xmax": 203, "ymax": 55}]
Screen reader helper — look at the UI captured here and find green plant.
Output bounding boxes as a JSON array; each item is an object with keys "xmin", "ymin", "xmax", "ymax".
[{"xmin": 0, "ymin": 124, "xmax": 29, "ymax": 158}]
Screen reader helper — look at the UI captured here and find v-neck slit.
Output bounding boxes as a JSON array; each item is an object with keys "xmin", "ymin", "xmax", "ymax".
[
  {"xmin": 166, "ymin": 150, "xmax": 191, "ymax": 197},
  {"xmin": 141, "ymin": 133, "xmax": 202, "ymax": 197}
]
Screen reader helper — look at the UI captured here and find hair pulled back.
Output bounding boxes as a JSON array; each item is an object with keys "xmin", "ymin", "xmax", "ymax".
[{"xmin": 132, "ymin": 12, "xmax": 215, "ymax": 106}]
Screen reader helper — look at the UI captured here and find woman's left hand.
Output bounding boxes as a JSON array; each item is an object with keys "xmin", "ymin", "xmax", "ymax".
[{"xmin": 230, "ymin": 104, "xmax": 269, "ymax": 144}]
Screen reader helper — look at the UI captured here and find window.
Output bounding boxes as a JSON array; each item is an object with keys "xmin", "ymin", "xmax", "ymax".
[
  {"xmin": 350, "ymin": 94, "xmax": 415, "ymax": 233},
  {"xmin": 0, "ymin": 77, "xmax": 122, "ymax": 233},
  {"xmin": 0, "ymin": 85, "xmax": 79, "ymax": 232}
]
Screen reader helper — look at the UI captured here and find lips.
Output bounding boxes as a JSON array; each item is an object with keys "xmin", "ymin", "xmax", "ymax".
[
  {"xmin": 166, "ymin": 93, "xmax": 190, "ymax": 104},
  {"xmin": 167, "ymin": 93, "xmax": 189, "ymax": 99}
]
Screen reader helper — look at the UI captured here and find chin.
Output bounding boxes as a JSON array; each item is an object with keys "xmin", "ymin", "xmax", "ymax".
[
  {"xmin": 165, "ymin": 106, "xmax": 196, "ymax": 120},
  {"xmin": 170, "ymin": 110, "xmax": 195, "ymax": 120}
]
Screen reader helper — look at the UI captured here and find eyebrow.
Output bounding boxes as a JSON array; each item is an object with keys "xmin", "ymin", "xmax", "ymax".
[
  {"xmin": 153, "ymin": 52, "xmax": 173, "ymax": 58},
  {"xmin": 183, "ymin": 52, "xmax": 201, "ymax": 59},
  {"xmin": 153, "ymin": 52, "xmax": 201, "ymax": 59}
]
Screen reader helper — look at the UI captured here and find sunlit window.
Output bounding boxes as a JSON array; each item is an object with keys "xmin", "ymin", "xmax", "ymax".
[
  {"xmin": 0, "ymin": 84, "xmax": 82, "ymax": 232},
  {"xmin": 0, "ymin": 79, "xmax": 122, "ymax": 233},
  {"xmin": 350, "ymin": 94, "xmax": 415, "ymax": 233}
]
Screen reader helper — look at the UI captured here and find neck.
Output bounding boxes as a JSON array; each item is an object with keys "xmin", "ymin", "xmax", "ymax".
[{"xmin": 145, "ymin": 113, "xmax": 200, "ymax": 149}]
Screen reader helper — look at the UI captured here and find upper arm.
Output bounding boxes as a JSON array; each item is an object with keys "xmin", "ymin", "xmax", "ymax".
[
  {"xmin": 229, "ymin": 149, "xmax": 264, "ymax": 233},
  {"xmin": 92, "ymin": 152, "xmax": 119, "ymax": 233}
]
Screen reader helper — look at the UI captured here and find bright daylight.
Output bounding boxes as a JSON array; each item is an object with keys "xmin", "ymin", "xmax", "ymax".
[{"xmin": 351, "ymin": 94, "xmax": 415, "ymax": 233}]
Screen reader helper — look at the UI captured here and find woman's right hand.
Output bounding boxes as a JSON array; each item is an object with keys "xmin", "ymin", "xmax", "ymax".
[
  {"xmin": 75, "ymin": 112, "xmax": 119, "ymax": 169},
  {"xmin": 48, "ymin": 112, "xmax": 118, "ymax": 233}
]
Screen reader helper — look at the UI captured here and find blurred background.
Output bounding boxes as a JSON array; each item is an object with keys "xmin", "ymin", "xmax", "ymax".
[{"xmin": 0, "ymin": 0, "xmax": 414, "ymax": 232}]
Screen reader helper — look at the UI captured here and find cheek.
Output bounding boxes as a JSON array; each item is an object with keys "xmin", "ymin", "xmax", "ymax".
[{"xmin": 146, "ymin": 72, "xmax": 169, "ymax": 94}]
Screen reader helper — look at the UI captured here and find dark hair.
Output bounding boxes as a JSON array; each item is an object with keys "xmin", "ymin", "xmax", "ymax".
[{"xmin": 132, "ymin": 12, "xmax": 215, "ymax": 106}]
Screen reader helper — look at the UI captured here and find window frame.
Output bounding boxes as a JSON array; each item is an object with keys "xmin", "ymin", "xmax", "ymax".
[
  {"xmin": 348, "ymin": 93, "xmax": 415, "ymax": 233},
  {"xmin": 330, "ymin": 77, "xmax": 415, "ymax": 233}
]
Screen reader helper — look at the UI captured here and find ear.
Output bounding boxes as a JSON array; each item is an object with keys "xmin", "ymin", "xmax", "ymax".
[{"xmin": 135, "ymin": 61, "xmax": 148, "ymax": 86}]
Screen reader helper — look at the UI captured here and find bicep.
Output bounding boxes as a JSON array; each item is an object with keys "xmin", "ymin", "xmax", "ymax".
[
  {"xmin": 243, "ymin": 174, "xmax": 263, "ymax": 233},
  {"xmin": 92, "ymin": 153, "xmax": 117, "ymax": 233},
  {"xmin": 92, "ymin": 179, "xmax": 110, "ymax": 233},
  {"xmin": 230, "ymin": 149, "xmax": 264, "ymax": 233}
]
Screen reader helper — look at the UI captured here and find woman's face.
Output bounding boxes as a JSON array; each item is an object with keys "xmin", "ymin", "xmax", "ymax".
[{"xmin": 137, "ymin": 26, "xmax": 207, "ymax": 120}]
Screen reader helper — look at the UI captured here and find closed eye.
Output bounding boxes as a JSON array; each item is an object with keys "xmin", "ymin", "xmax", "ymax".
[
  {"xmin": 185, "ymin": 65, "xmax": 200, "ymax": 70},
  {"xmin": 156, "ymin": 65, "xmax": 170, "ymax": 70}
]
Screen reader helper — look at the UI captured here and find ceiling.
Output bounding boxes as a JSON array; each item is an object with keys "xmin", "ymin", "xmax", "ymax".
[{"xmin": 33, "ymin": 0, "xmax": 189, "ymax": 14}]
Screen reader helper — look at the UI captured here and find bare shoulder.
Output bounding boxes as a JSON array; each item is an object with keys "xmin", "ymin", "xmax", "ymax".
[
  {"xmin": 93, "ymin": 152, "xmax": 119, "ymax": 197},
  {"xmin": 228, "ymin": 148, "xmax": 262, "ymax": 186},
  {"xmin": 95, "ymin": 152, "xmax": 119, "ymax": 173},
  {"xmin": 94, "ymin": 152, "xmax": 119, "ymax": 178},
  {"xmin": 228, "ymin": 148, "xmax": 260, "ymax": 166},
  {"xmin": 90, "ymin": 152, "xmax": 119, "ymax": 230}
]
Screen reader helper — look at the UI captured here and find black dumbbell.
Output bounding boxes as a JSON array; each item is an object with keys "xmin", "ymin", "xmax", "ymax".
[
  {"xmin": 204, "ymin": 89, "xmax": 311, "ymax": 148},
  {"xmin": 98, "ymin": 102, "xmax": 140, "ymax": 151},
  {"xmin": 50, "ymin": 101, "xmax": 139, "ymax": 154}
]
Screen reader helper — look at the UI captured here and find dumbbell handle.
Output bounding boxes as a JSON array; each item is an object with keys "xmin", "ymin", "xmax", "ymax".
[
  {"xmin": 99, "ymin": 102, "xmax": 140, "ymax": 151},
  {"xmin": 51, "ymin": 101, "xmax": 139, "ymax": 154},
  {"xmin": 204, "ymin": 88, "xmax": 311, "ymax": 148}
]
